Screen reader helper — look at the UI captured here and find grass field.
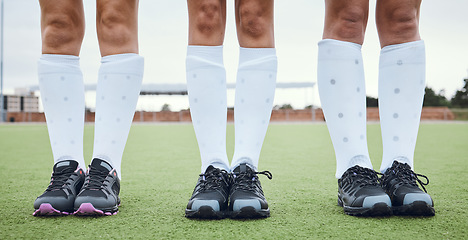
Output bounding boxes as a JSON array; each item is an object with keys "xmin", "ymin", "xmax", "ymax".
[{"xmin": 0, "ymin": 122, "xmax": 467, "ymax": 239}]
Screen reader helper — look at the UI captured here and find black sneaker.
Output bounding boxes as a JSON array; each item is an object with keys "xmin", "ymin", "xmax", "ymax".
[
  {"xmin": 229, "ymin": 163, "xmax": 272, "ymax": 219},
  {"xmin": 33, "ymin": 160, "xmax": 85, "ymax": 216},
  {"xmin": 381, "ymin": 161, "xmax": 435, "ymax": 216},
  {"xmin": 338, "ymin": 165, "xmax": 392, "ymax": 216},
  {"xmin": 185, "ymin": 165, "xmax": 231, "ymax": 219},
  {"xmin": 73, "ymin": 158, "xmax": 120, "ymax": 216}
]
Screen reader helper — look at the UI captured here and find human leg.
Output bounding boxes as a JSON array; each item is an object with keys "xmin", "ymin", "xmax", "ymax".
[
  {"xmin": 185, "ymin": 0, "xmax": 231, "ymax": 219},
  {"xmin": 34, "ymin": 0, "xmax": 86, "ymax": 216},
  {"xmin": 74, "ymin": 0, "xmax": 143, "ymax": 216},
  {"xmin": 228, "ymin": 0, "xmax": 275, "ymax": 219},
  {"xmin": 376, "ymin": 0, "xmax": 434, "ymax": 216},
  {"xmin": 318, "ymin": 0, "xmax": 391, "ymax": 216}
]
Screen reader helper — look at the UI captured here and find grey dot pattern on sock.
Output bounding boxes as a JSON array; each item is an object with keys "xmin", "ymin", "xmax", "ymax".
[
  {"xmin": 64, "ymin": 97, "xmax": 68, "ymax": 101},
  {"xmin": 266, "ymin": 98, "xmax": 270, "ymax": 103},
  {"xmin": 394, "ymin": 88, "xmax": 400, "ymax": 94},
  {"xmin": 393, "ymin": 113, "xmax": 399, "ymax": 118},
  {"xmin": 241, "ymin": 99, "xmax": 245, "ymax": 103},
  {"xmin": 393, "ymin": 136, "xmax": 399, "ymax": 141},
  {"xmin": 357, "ymin": 87, "xmax": 360, "ymax": 92},
  {"xmin": 338, "ymin": 113, "xmax": 343, "ymax": 118},
  {"xmin": 241, "ymin": 78, "xmax": 245, "ymax": 83},
  {"xmin": 126, "ymin": 75, "xmax": 131, "ymax": 79},
  {"xmin": 193, "ymin": 74, "xmax": 197, "ymax": 78},
  {"xmin": 68, "ymin": 118, "xmax": 72, "ymax": 122},
  {"xmin": 360, "ymin": 135, "xmax": 364, "ymax": 140},
  {"xmin": 194, "ymin": 98, "xmax": 198, "ymax": 103},
  {"xmin": 116, "ymin": 118, "xmax": 120, "ymax": 122},
  {"xmin": 397, "ymin": 60, "xmax": 403, "ymax": 65},
  {"xmin": 61, "ymin": 76, "xmax": 65, "ymax": 81},
  {"xmin": 355, "ymin": 59, "xmax": 359, "ymax": 64},
  {"xmin": 343, "ymin": 137, "xmax": 348, "ymax": 142},
  {"xmin": 330, "ymin": 79, "xmax": 336, "ymax": 85},
  {"xmin": 122, "ymin": 96, "xmax": 126, "ymax": 100},
  {"xmin": 359, "ymin": 112, "xmax": 363, "ymax": 117}
]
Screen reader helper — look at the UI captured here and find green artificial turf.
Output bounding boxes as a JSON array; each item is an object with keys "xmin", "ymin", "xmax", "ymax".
[{"xmin": 0, "ymin": 122, "xmax": 467, "ymax": 239}]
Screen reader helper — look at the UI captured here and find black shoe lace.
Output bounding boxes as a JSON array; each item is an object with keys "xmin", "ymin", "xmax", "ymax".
[
  {"xmin": 46, "ymin": 168, "xmax": 75, "ymax": 191},
  {"xmin": 383, "ymin": 164, "xmax": 430, "ymax": 193},
  {"xmin": 83, "ymin": 166, "xmax": 109, "ymax": 190},
  {"xmin": 199, "ymin": 169, "xmax": 230, "ymax": 191},
  {"xmin": 232, "ymin": 170, "xmax": 273, "ymax": 191},
  {"xmin": 344, "ymin": 166, "xmax": 380, "ymax": 188}
]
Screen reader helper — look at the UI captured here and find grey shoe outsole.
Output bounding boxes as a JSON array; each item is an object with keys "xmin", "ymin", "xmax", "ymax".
[
  {"xmin": 393, "ymin": 201, "xmax": 435, "ymax": 216},
  {"xmin": 185, "ymin": 206, "xmax": 226, "ymax": 219},
  {"xmin": 230, "ymin": 206, "xmax": 270, "ymax": 219},
  {"xmin": 338, "ymin": 198, "xmax": 392, "ymax": 217}
]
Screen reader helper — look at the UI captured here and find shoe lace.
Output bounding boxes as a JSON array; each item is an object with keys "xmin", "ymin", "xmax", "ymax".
[
  {"xmin": 345, "ymin": 166, "xmax": 380, "ymax": 188},
  {"xmin": 384, "ymin": 165, "xmax": 430, "ymax": 193},
  {"xmin": 83, "ymin": 166, "xmax": 109, "ymax": 190},
  {"xmin": 47, "ymin": 168, "xmax": 75, "ymax": 191},
  {"xmin": 232, "ymin": 170, "xmax": 273, "ymax": 191},
  {"xmin": 198, "ymin": 169, "xmax": 230, "ymax": 191}
]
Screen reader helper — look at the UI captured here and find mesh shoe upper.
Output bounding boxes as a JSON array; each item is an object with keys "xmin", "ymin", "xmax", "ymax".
[
  {"xmin": 34, "ymin": 160, "xmax": 85, "ymax": 212},
  {"xmin": 186, "ymin": 165, "xmax": 231, "ymax": 212},
  {"xmin": 229, "ymin": 163, "xmax": 272, "ymax": 211},
  {"xmin": 74, "ymin": 158, "xmax": 120, "ymax": 211},
  {"xmin": 338, "ymin": 165, "xmax": 390, "ymax": 208},
  {"xmin": 381, "ymin": 161, "xmax": 433, "ymax": 207}
]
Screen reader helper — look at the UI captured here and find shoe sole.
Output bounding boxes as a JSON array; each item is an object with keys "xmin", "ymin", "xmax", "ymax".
[
  {"xmin": 185, "ymin": 206, "xmax": 226, "ymax": 219},
  {"xmin": 73, "ymin": 203, "xmax": 118, "ymax": 216},
  {"xmin": 230, "ymin": 206, "xmax": 270, "ymax": 219},
  {"xmin": 33, "ymin": 203, "xmax": 71, "ymax": 217},
  {"xmin": 338, "ymin": 198, "xmax": 392, "ymax": 217},
  {"xmin": 393, "ymin": 201, "xmax": 435, "ymax": 216}
]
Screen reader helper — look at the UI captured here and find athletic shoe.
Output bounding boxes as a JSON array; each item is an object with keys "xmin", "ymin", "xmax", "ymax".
[
  {"xmin": 338, "ymin": 165, "xmax": 392, "ymax": 216},
  {"xmin": 381, "ymin": 160, "xmax": 435, "ymax": 216},
  {"xmin": 33, "ymin": 160, "xmax": 85, "ymax": 216},
  {"xmin": 74, "ymin": 158, "xmax": 120, "ymax": 216},
  {"xmin": 229, "ymin": 163, "xmax": 272, "ymax": 218},
  {"xmin": 185, "ymin": 165, "xmax": 231, "ymax": 219}
]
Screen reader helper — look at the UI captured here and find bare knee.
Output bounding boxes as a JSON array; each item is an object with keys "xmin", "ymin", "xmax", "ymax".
[
  {"xmin": 237, "ymin": 1, "xmax": 271, "ymax": 39},
  {"xmin": 97, "ymin": 7, "xmax": 135, "ymax": 48},
  {"xmin": 325, "ymin": 6, "xmax": 367, "ymax": 43},
  {"xmin": 379, "ymin": 7, "xmax": 419, "ymax": 39},
  {"xmin": 193, "ymin": 0, "xmax": 224, "ymax": 38},
  {"xmin": 42, "ymin": 13, "xmax": 84, "ymax": 52}
]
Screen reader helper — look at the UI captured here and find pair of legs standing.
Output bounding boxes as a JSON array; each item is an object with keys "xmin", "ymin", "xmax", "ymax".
[
  {"xmin": 319, "ymin": 0, "xmax": 434, "ymax": 216},
  {"xmin": 34, "ymin": 0, "xmax": 143, "ymax": 216},
  {"xmin": 185, "ymin": 0, "xmax": 277, "ymax": 219}
]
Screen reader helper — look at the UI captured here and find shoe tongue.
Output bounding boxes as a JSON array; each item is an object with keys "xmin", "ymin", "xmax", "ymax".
[
  {"xmin": 90, "ymin": 158, "xmax": 113, "ymax": 172},
  {"xmin": 233, "ymin": 163, "xmax": 250, "ymax": 174},
  {"xmin": 53, "ymin": 160, "xmax": 78, "ymax": 173}
]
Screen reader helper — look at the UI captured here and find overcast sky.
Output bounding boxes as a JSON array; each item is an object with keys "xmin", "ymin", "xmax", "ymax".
[{"xmin": 1, "ymin": 0, "xmax": 467, "ymax": 109}]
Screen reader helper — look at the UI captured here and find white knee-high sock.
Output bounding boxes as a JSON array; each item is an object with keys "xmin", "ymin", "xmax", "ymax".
[
  {"xmin": 317, "ymin": 39, "xmax": 373, "ymax": 178},
  {"xmin": 38, "ymin": 54, "xmax": 86, "ymax": 169},
  {"xmin": 231, "ymin": 47, "xmax": 277, "ymax": 171},
  {"xmin": 379, "ymin": 40, "xmax": 426, "ymax": 173},
  {"xmin": 92, "ymin": 53, "xmax": 144, "ymax": 178},
  {"xmin": 186, "ymin": 45, "xmax": 229, "ymax": 173}
]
